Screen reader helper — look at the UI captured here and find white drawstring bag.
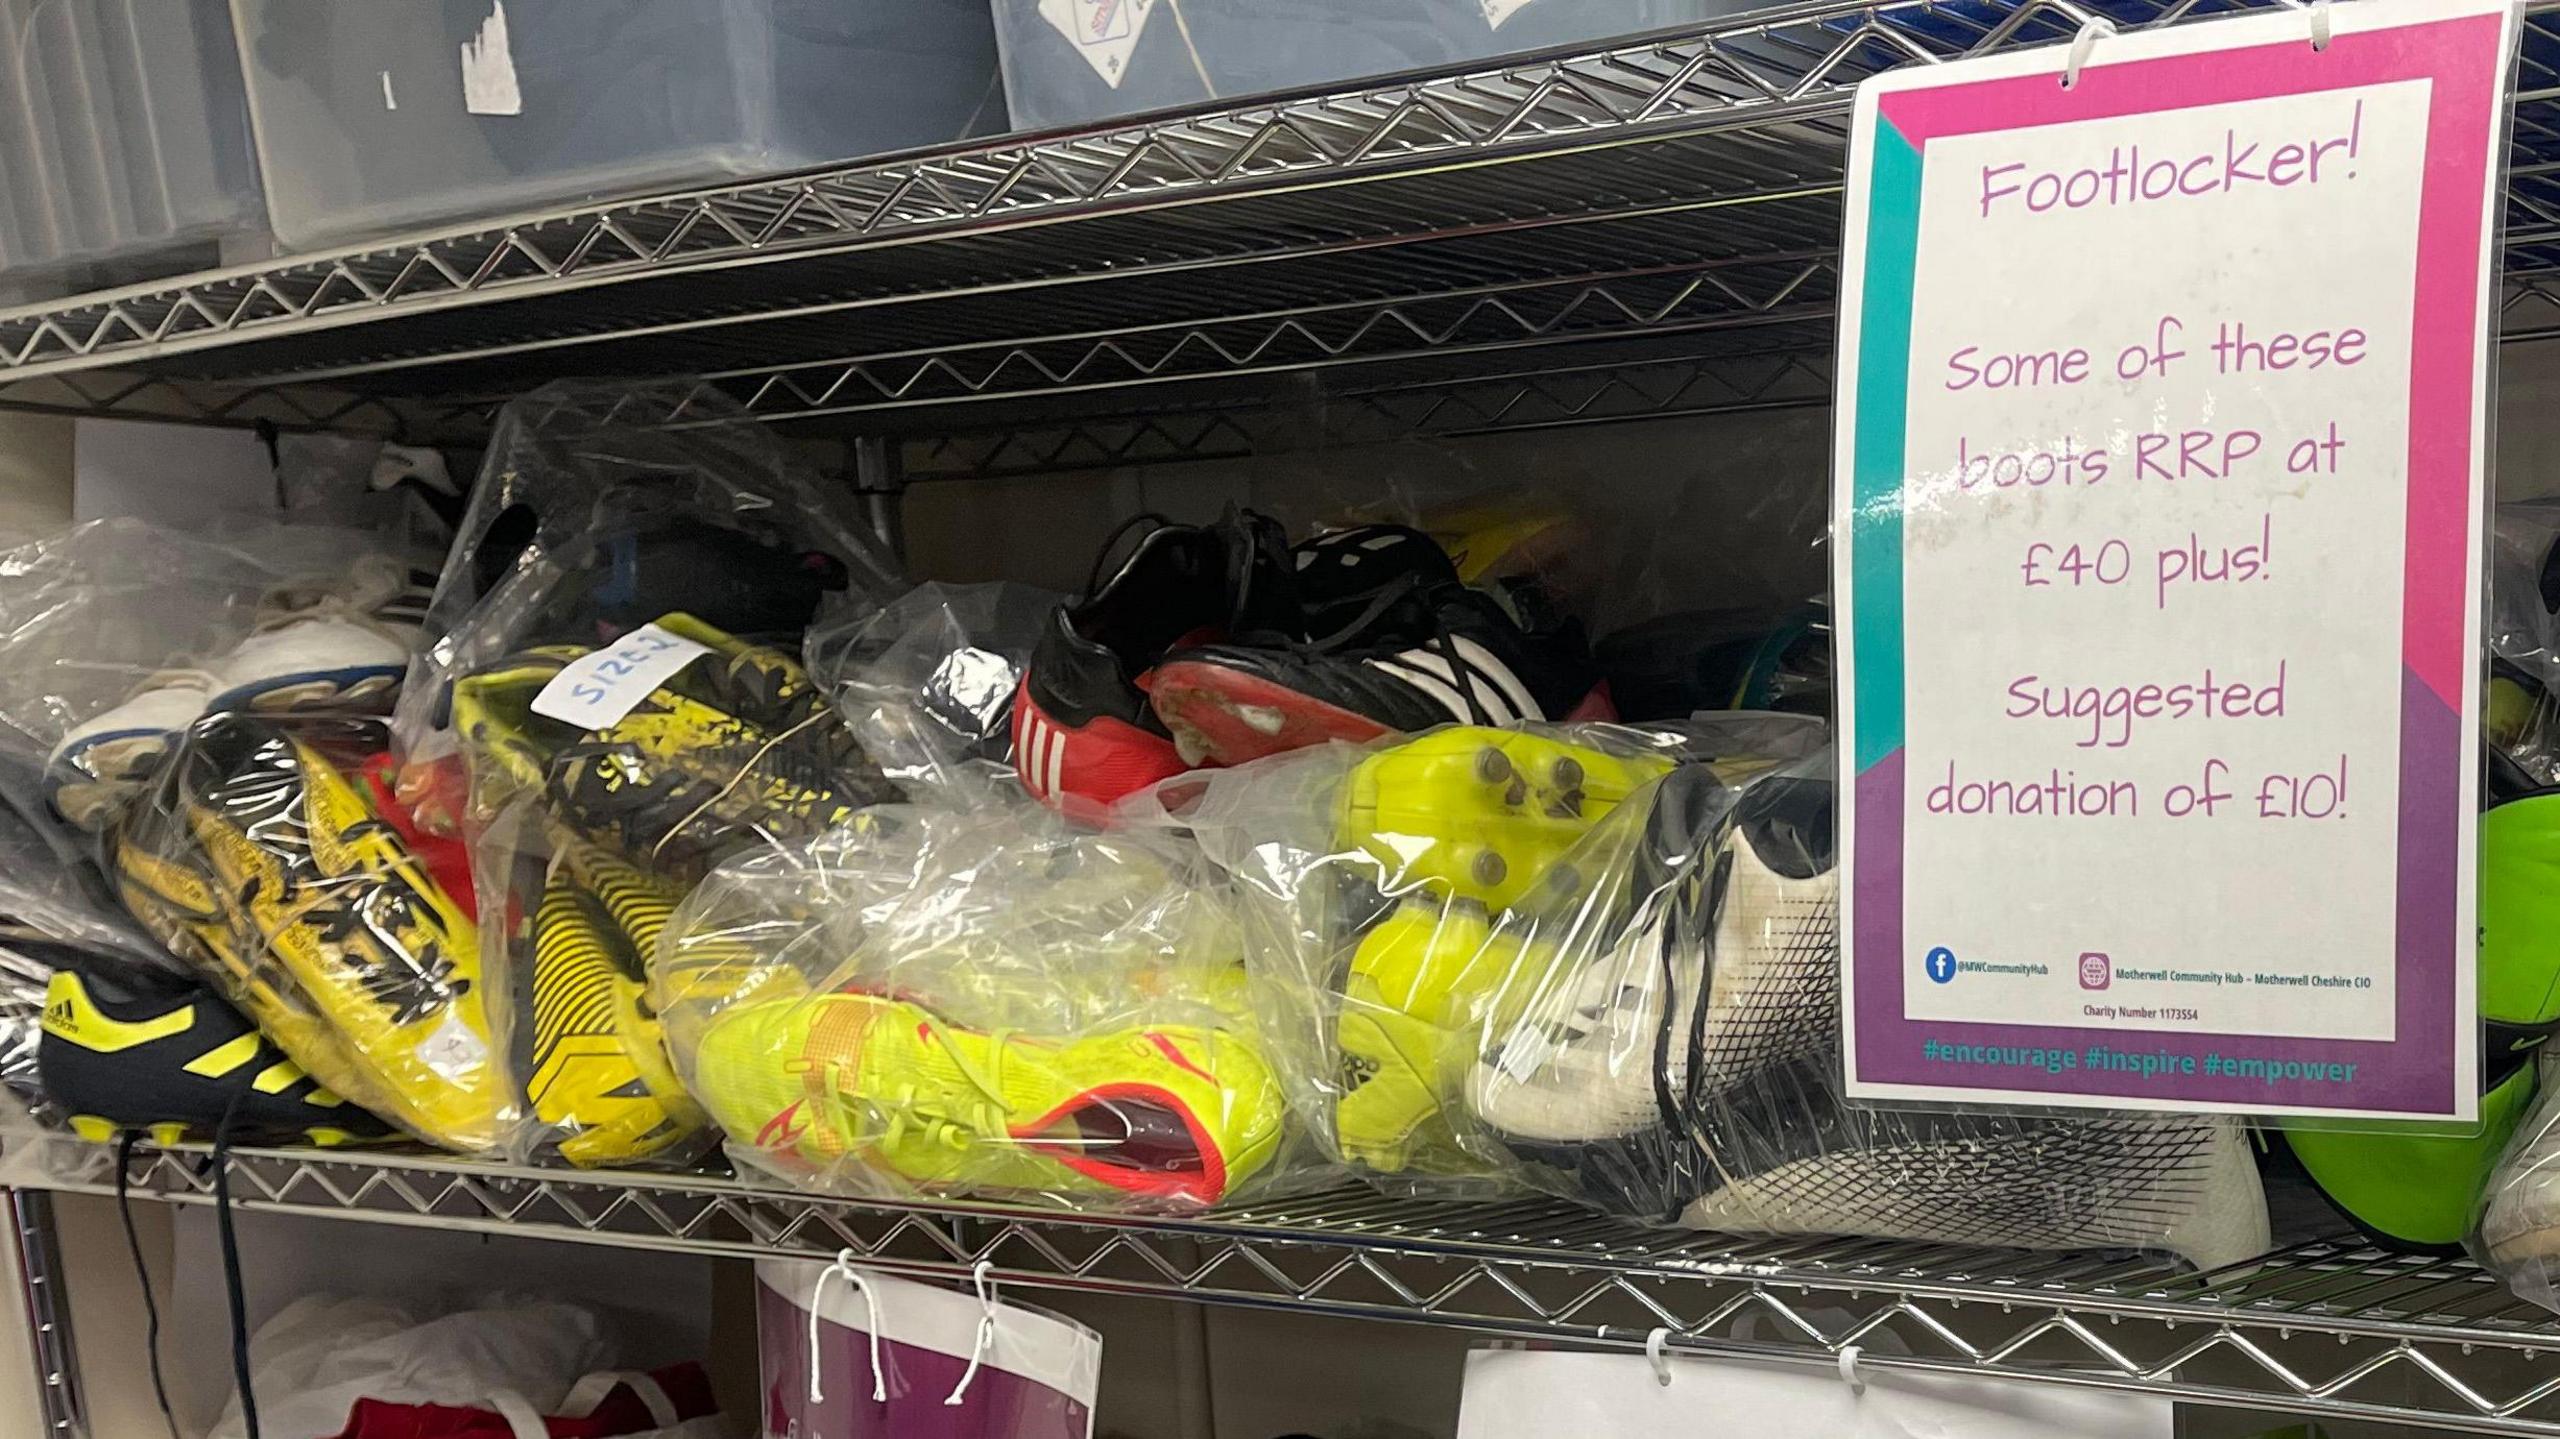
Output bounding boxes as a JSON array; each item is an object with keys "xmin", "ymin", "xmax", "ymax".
[
  {"xmin": 485, "ymin": 1369, "xmax": 732, "ymax": 1439},
  {"xmin": 756, "ymin": 1257, "xmax": 1100, "ymax": 1439}
]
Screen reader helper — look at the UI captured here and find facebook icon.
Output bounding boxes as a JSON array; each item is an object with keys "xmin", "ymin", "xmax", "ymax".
[{"xmin": 1924, "ymin": 947, "xmax": 1957, "ymax": 984}]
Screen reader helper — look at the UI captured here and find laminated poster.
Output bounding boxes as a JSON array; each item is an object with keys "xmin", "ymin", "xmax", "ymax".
[{"xmin": 1834, "ymin": 0, "xmax": 2518, "ymax": 1119}]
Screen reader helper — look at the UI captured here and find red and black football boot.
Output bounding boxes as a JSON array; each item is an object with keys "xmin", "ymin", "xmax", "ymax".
[
  {"xmin": 1149, "ymin": 569, "xmax": 1614, "ymax": 765},
  {"xmin": 1013, "ymin": 511, "xmax": 1298, "ymax": 815}
]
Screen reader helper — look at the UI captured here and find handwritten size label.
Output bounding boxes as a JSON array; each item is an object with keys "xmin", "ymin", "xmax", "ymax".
[
  {"xmin": 1833, "ymin": 0, "xmax": 2509, "ymax": 1119},
  {"xmin": 529, "ymin": 624, "xmax": 711, "ymax": 731}
]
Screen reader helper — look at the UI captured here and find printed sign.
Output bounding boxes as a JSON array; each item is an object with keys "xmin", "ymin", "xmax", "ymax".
[
  {"xmin": 530, "ymin": 622, "xmax": 711, "ymax": 731},
  {"xmin": 1833, "ymin": 0, "xmax": 2516, "ymax": 1118}
]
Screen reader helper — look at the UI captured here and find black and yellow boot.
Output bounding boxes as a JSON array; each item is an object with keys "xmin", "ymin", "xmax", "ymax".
[{"xmin": 39, "ymin": 955, "xmax": 391, "ymax": 1147}]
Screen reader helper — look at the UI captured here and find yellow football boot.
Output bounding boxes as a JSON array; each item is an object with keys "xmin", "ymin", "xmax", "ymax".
[
  {"xmin": 521, "ymin": 837, "xmax": 707, "ymax": 1167},
  {"xmin": 124, "ymin": 717, "xmax": 504, "ymax": 1152},
  {"xmin": 451, "ymin": 613, "xmax": 894, "ymax": 880},
  {"xmin": 694, "ymin": 993, "xmax": 1285, "ymax": 1206},
  {"xmin": 1336, "ymin": 727, "xmax": 1674, "ymax": 912},
  {"xmin": 1333, "ymin": 900, "xmax": 1565, "ymax": 1173}
]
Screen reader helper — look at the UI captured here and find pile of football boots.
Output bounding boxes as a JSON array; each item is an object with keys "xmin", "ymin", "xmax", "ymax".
[
  {"xmin": 65, "ymin": 439, "xmax": 2560, "ymax": 1288},
  {"xmin": 1172, "ymin": 718, "xmax": 2271, "ymax": 1269},
  {"xmin": 447, "ymin": 612, "xmax": 898, "ymax": 1166},
  {"xmin": 1012, "ymin": 509, "xmax": 1613, "ymax": 817}
]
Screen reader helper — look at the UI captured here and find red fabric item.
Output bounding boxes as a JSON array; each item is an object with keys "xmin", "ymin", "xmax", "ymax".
[
  {"xmin": 357, "ymin": 752, "xmax": 480, "ymax": 921},
  {"xmin": 327, "ymin": 1362, "xmax": 718, "ymax": 1439}
]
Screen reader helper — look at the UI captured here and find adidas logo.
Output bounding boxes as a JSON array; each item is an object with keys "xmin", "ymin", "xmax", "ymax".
[
  {"xmin": 1364, "ymin": 638, "xmax": 1541, "ymax": 725},
  {"xmin": 41, "ymin": 998, "xmax": 75, "ymax": 1036},
  {"xmin": 1016, "ymin": 703, "xmax": 1067, "ymax": 800}
]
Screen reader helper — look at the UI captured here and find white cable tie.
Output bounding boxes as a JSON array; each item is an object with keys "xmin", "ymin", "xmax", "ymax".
[
  {"xmin": 2061, "ymin": 16, "xmax": 2117, "ymax": 90},
  {"xmin": 2309, "ymin": 0, "xmax": 2333, "ymax": 52},
  {"xmin": 806, "ymin": 1251, "xmax": 889, "ymax": 1406},
  {"xmin": 1645, "ymin": 1327, "xmax": 1675, "ymax": 1387},
  {"xmin": 1839, "ymin": 1345, "xmax": 1868, "ymax": 1397},
  {"xmin": 946, "ymin": 1260, "xmax": 1001, "ymax": 1406}
]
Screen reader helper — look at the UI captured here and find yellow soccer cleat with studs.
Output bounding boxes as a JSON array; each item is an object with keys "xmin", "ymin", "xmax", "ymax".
[
  {"xmin": 116, "ymin": 716, "xmax": 503, "ymax": 1152},
  {"xmin": 693, "ymin": 992, "xmax": 1286, "ymax": 1206},
  {"xmin": 1335, "ymin": 727, "xmax": 1673, "ymax": 912}
]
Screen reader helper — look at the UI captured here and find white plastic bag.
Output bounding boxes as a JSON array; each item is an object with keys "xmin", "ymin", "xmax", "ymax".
[{"xmin": 205, "ymin": 1294, "xmax": 607, "ymax": 1439}]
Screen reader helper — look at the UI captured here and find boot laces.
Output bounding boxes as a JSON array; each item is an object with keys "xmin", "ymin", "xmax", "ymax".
[
  {"xmin": 1245, "ymin": 572, "xmax": 1504, "ymax": 727},
  {"xmin": 844, "ymin": 1020, "xmax": 1019, "ymax": 1151}
]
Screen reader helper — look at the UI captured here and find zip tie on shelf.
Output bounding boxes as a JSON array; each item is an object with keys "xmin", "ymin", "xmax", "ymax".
[
  {"xmin": 2061, "ymin": 16, "xmax": 2117, "ymax": 90},
  {"xmin": 1839, "ymin": 1345, "xmax": 1868, "ymax": 1397},
  {"xmin": 1645, "ymin": 1327, "xmax": 1675, "ymax": 1387},
  {"xmin": 2309, "ymin": 0, "xmax": 2333, "ymax": 51},
  {"xmin": 946, "ymin": 1260, "xmax": 1001, "ymax": 1406},
  {"xmin": 807, "ymin": 1250, "xmax": 888, "ymax": 1406}
]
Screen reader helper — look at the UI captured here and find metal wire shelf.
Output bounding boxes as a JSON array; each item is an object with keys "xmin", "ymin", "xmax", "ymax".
[
  {"xmin": 0, "ymin": 0, "xmax": 2543, "ymax": 464},
  {"xmin": 17, "ymin": 1138, "xmax": 2560, "ymax": 1435},
  {"xmin": 0, "ymin": 0, "xmax": 2538, "ymax": 407}
]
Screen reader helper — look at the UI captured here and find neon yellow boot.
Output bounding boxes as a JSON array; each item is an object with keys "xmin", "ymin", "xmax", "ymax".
[
  {"xmin": 694, "ymin": 992, "xmax": 1285, "ymax": 1205},
  {"xmin": 1334, "ymin": 899, "xmax": 1566, "ymax": 1173},
  {"xmin": 1337, "ymin": 727, "xmax": 1673, "ymax": 912}
]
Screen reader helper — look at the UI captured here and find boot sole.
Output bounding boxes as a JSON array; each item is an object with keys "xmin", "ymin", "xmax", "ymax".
[{"xmin": 1148, "ymin": 662, "xmax": 1393, "ymax": 766}]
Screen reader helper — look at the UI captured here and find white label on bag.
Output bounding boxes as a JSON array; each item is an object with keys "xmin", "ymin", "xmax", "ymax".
[
  {"xmin": 530, "ymin": 624, "xmax": 710, "ymax": 730},
  {"xmin": 1481, "ymin": 0, "xmax": 1535, "ymax": 30},
  {"xmin": 1039, "ymin": 0, "xmax": 1156, "ymax": 88},
  {"xmin": 460, "ymin": 0, "xmax": 525, "ymax": 116}
]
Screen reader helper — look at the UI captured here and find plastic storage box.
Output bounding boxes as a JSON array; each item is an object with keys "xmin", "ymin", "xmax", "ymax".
[
  {"xmin": 992, "ymin": 0, "xmax": 1763, "ymax": 133},
  {"xmin": 229, "ymin": 0, "xmax": 1009, "ymax": 252},
  {"xmin": 0, "ymin": 0, "xmax": 268, "ymax": 289}
]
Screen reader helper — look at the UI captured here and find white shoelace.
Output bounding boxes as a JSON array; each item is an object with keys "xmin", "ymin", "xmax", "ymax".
[
  {"xmin": 945, "ymin": 1260, "xmax": 1000, "ymax": 1407},
  {"xmin": 252, "ymin": 553, "xmax": 417, "ymax": 644},
  {"xmin": 806, "ymin": 1251, "xmax": 887, "ymax": 1405}
]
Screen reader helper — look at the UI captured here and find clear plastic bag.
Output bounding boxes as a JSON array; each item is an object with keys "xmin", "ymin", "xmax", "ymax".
[
  {"xmin": 1171, "ymin": 721, "xmax": 2269, "ymax": 1269},
  {"xmin": 2467, "ymin": 757, "xmax": 2560, "ymax": 1300},
  {"xmin": 806, "ymin": 580, "xmax": 1062, "ymax": 802},
  {"xmin": 657, "ymin": 799, "xmax": 1303, "ymax": 1212},
  {"xmin": 2479, "ymin": 1055, "xmax": 2560, "ymax": 1309},
  {"xmin": 0, "ymin": 939, "xmax": 57, "ymax": 1114},
  {"xmin": 394, "ymin": 379, "xmax": 900, "ymax": 771},
  {"xmin": 0, "ymin": 518, "xmax": 418, "ymax": 831},
  {"xmin": 112, "ymin": 713, "xmax": 505, "ymax": 1153},
  {"xmin": 1160, "ymin": 719, "xmax": 1775, "ymax": 1197},
  {"xmin": 2490, "ymin": 500, "xmax": 2560, "ymax": 783},
  {"xmin": 448, "ymin": 613, "xmax": 899, "ymax": 1168},
  {"xmin": 0, "ymin": 762, "xmax": 170, "ymax": 969}
]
